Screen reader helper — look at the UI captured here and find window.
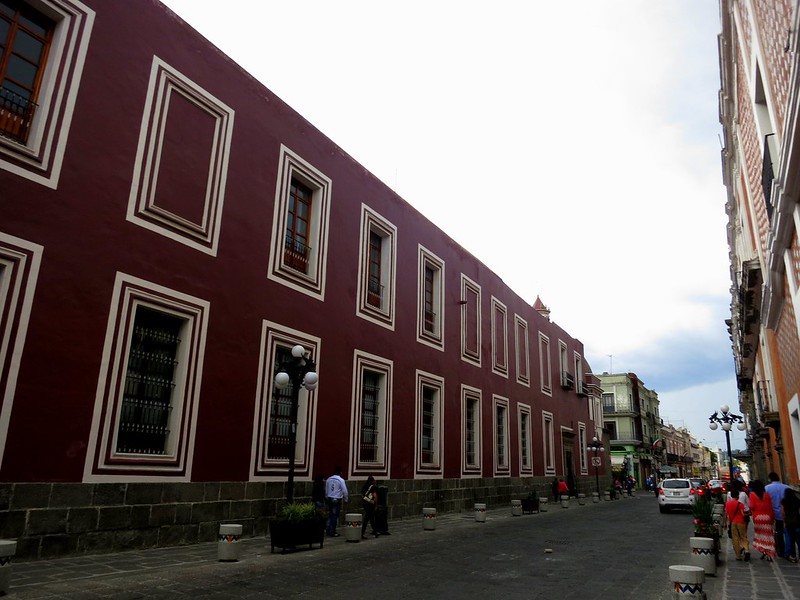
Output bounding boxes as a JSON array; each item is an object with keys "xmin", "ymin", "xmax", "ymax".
[
  {"xmin": 0, "ymin": 0, "xmax": 94, "ymax": 188},
  {"xmin": 356, "ymin": 205, "xmax": 397, "ymax": 329},
  {"xmin": 416, "ymin": 246, "xmax": 444, "ymax": 350},
  {"xmin": 0, "ymin": 0, "xmax": 54, "ymax": 144},
  {"xmin": 493, "ymin": 395, "xmax": 509, "ymax": 475},
  {"xmin": 86, "ymin": 273, "xmax": 209, "ymax": 480},
  {"xmin": 461, "ymin": 385, "xmax": 482, "ymax": 476},
  {"xmin": 518, "ymin": 403, "xmax": 532, "ymax": 474},
  {"xmin": 514, "ymin": 314, "xmax": 529, "ymax": 386},
  {"xmin": 268, "ymin": 145, "xmax": 332, "ymax": 300},
  {"xmin": 460, "ymin": 274, "xmax": 481, "ymax": 366},
  {"xmin": 559, "ymin": 341, "xmax": 573, "ymax": 389},
  {"xmin": 349, "ymin": 351, "xmax": 392, "ymax": 477},
  {"xmin": 574, "ymin": 353, "xmax": 585, "ymax": 395},
  {"xmin": 127, "ymin": 57, "xmax": 234, "ymax": 256},
  {"xmin": 0, "ymin": 232, "xmax": 42, "ymax": 470},
  {"xmin": 285, "ymin": 179, "xmax": 312, "ymax": 272},
  {"xmin": 602, "ymin": 393, "xmax": 614, "ymax": 413},
  {"xmin": 415, "ymin": 370, "xmax": 444, "ymax": 476},
  {"xmin": 539, "ymin": 333, "xmax": 552, "ymax": 394},
  {"xmin": 251, "ymin": 322, "xmax": 320, "ymax": 480},
  {"xmin": 491, "ymin": 297, "xmax": 508, "ymax": 377},
  {"xmin": 543, "ymin": 411, "xmax": 555, "ymax": 475},
  {"xmin": 117, "ymin": 307, "xmax": 182, "ymax": 455},
  {"xmin": 578, "ymin": 422, "xmax": 587, "ymax": 474}
]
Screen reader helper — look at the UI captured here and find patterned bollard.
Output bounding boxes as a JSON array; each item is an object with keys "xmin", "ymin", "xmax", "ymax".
[
  {"xmin": 592, "ymin": 492, "xmax": 600, "ymax": 503},
  {"xmin": 423, "ymin": 507, "xmax": 437, "ymax": 530},
  {"xmin": 560, "ymin": 495, "xmax": 569, "ymax": 509},
  {"xmin": 578, "ymin": 494, "xmax": 586, "ymax": 506},
  {"xmin": 604, "ymin": 491, "xmax": 611, "ymax": 501},
  {"xmin": 539, "ymin": 498, "xmax": 549, "ymax": 512},
  {"xmin": 511, "ymin": 500, "xmax": 522, "ymax": 516},
  {"xmin": 0, "ymin": 540, "xmax": 16, "ymax": 595},
  {"xmin": 689, "ymin": 537, "xmax": 716, "ymax": 576},
  {"xmin": 474, "ymin": 503, "xmax": 487, "ymax": 522},
  {"xmin": 218, "ymin": 524, "xmax": 243, "ymax": 561},
  {"xmin": 669, "ymin": 564, "xmax": 706, "ymax": 599},
  {"xmin": 345, "ymin": 513, "xmax": 362, "ymax": 542}
]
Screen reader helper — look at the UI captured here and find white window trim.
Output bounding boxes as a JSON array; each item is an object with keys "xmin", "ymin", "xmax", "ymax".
[
  {"xmin": 543, "ymin": 410, "xmax": 555, "ymax": 476},
  {"xmin": 349, "ymin": 350, "xmax": 393, "ymax": 478},
  {"xmin": 539, "ymin": 333, "xmax": 552, "ymax": 395},
  {"xmin": 460, "ymin": 384, "xmax": 482, "ymax": 477},
  {"xmin": 249, "ymin": 321, "xmax": 321, "ymax": 481},
  {"xmin": 415, "ymin": 370, "xmax": 444, "ymax": 477},
  {"xmin": 514, "ymin": 314, "xmax": 530, "ymax": 386},
  {"xmin": 84, "ymin": 273, "xmax": 209, "ymax": 481},
  {"xmin": 460, "ymin": 274, "xmax": 481, "ymax": 367},
  {"xmin": 355, "ymin": 205, "xmax": 397, "ymax": 330},
  {"xmin": 578, "ymin": 422, "xmax": 588, "ymax": 475},
  {"xmin": 416, "ymin": 246, "xmax": 445, "ymax": 350},
  {"xmin": 490, "ymin": 296, "xmax": 508, "ymax": 378},
  {"xmin": 127, "ymin": 57, "xmax": 234, "ymax": 256},
  {"xmin": 0, "ymin": 0, "xmax": 95, "ymax": 188},
  {"xmin": 574, "ymin": 352, "xmax": 584, "ymax": 394},
  {"xmin": 518, "ymin": 403, "xmax": 533, "ymax": 475},
  {"xmin": 267, "ymin": 144, "xmax": 332, "ymax": 301},
  {"xmin": 0, "ymin": 233, "xmax": 43, "ymax": 470},
  {"xmin": 493, "ymin": 395, "xmax": 510, "ymax": 475}
]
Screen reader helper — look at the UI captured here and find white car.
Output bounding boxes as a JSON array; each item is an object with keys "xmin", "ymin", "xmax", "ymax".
[{"xmin": 658, "ymin": 478, "xmax": 697, "ymax": 512}]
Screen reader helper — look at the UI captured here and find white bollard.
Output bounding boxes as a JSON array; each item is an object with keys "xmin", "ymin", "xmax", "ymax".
[
  {"xmin": 669, "ymin": 564, "xmax": 706, "ymax": 599},
  {"xmin": 560, "ymin": 495, "xmax": 569, "ymax": 509},
  {"xmin": 511, "ymin": 500, "xmax": 522, "ymax": 516},
  {"xmin": 474, "ymin": 503, "xmax": 487, "ymax": 522},
  {"xmin": 539, "ymin": 498, "xmax": 549, "ymax": 512},
  {"xmin": 578, "ymin": 494, "xmax": 586, "ymax": 506},
  {"xmin": 218, "ymin": 523, "xmax": 243, "ymax": 561},
  {"xmin": 689, "ymin": 537, "xmax": 716, "ymax": 576},
  {"xmin": 345, "ymin": 513, "xmax": 362, "ymax": 542},
  {"xmin": 0, "ymin": 540, "xmax": 16, "ymax": 595},
  {"xmin": 604, "ymin": 491, "xmax": 611, "ymax": 501},
  {"xmin": 592, "ymin": 492, "xmax": 600, "ymax": 503},
  {"xmin": 423, "ymin": 507, "xmax": 437, "ymax": 530}
]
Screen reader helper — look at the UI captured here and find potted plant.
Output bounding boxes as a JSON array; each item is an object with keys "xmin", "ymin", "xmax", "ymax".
[
  {"xmin": 691, "ymin": 497, "xmax": 720, "ymax": 562},
  {"xmin": 269, "ymin": 502, "xmax": 326, "ymax": 554},
  {"xmin": 520, "ymin": 491, "xmax": 539, "ymax": 514}
]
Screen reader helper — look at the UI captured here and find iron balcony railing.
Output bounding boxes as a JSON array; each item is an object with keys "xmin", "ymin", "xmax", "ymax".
[{"xmin": 0, "ymin": 86, "xmax": 37, "ymax": 144}]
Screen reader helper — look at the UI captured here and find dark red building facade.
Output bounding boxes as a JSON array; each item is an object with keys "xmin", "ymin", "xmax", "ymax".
[{"xmin": 0, "ymin": 0, "xmax": 605, "ymax": 558}]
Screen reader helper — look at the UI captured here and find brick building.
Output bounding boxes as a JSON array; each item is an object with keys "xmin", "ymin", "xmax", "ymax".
[
  {"xmin": 719, "ymin": 0, "xmax": 800, "ymax": 484},
  {"xmin": 0, "ymin": 0, "xmax": 604, "ymax": 559}
]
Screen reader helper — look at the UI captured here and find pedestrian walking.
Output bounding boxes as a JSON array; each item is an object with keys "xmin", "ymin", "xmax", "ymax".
[
  {"xmin": 557, "ymin": 478, "xmax": 569, "ymax": 498},
  {"xmin": 726, "ymin": 480, "xmax": 751, "ymax": 561},
  {"xmin": 782, "ymin": 488, "xmax": 800, "ymax": 563},
  {"xmin": 749, "ymin": 480, "xmax": 776, "ymax": 561},
  {"xmin": 551, "ymin": 478, "xmax": 559, "ymax": 502},
  {"xmin": 325, "ymin": 466, "xmax": 349, "ymax": 537},
  {"xmin": 765, "ymin": 471, "xmax": 791, "ymax": 558},
  {"xmin": 360, "ymin": 475, "xmax": 379, "ymax": 540},
  {"xmin": 311, "ymin": 475, "xmax": 326, "ymax": 511}
]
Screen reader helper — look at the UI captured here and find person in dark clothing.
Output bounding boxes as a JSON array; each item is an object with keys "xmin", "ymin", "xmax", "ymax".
[
  {"xmin": 361, "ymin": 475, "xmax": 379, "ymax": 539},
  {"xmin": 311, "ymin": 475, "xmax": 325, "ymax": 511},
  {"xmin": 552, "ymin": 478, "xmax": 560, "ymax": 502}
]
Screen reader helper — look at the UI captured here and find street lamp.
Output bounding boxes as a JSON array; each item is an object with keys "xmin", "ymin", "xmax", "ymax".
[
  {"xmin": 708, "ymin": 404, "xmax": 746, "ymax": 487},
  {"xmin": 589, "ymin": 436, "xmax": 604, "ymax": 497},
  {"xmin": 274, "ymin": 344, "xmax": 318, "ymax": 503}
]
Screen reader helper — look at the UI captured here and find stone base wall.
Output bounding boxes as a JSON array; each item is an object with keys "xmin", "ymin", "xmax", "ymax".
[{"xmin": 0, "ymin": 475, "xmax": 607, "ymax": 560}]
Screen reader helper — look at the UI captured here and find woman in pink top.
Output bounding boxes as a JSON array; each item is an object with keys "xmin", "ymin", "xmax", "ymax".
[{"xmin": 749, "ymin": 479, "xmax": 777, "ymax": 561}]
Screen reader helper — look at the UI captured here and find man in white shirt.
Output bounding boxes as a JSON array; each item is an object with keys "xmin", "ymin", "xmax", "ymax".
[
  {"xmin": 765, "ymin": 471, "xmax": 791, "ymax": 559},
  {"xmin": 325, "ymin": 466, "xmax": 349, "ymax": 537}
]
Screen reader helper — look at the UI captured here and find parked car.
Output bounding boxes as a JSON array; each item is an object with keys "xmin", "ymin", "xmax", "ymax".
[{"xmin": 658, "ymin": 478, "xmax": 697, "ymax": 512}]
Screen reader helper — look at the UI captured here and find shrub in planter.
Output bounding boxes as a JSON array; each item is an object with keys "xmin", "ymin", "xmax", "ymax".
[
  {"xmin": 521, "ymin": 492, "xmax": 539, "ymax": 513},
  {"xmin": 269, "ymin": 502, "xmax": 326, "ymax": 554}
]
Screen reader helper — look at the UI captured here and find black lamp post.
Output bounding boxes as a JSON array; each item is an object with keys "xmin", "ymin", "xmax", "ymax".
[
  {"xmin": 274, "ymin": 344, "xmax": 318, "ymax": 504},
  {"xmin": 708, "ymin": 404, "xmax": 746, "ymax": 487},
  {"xmin": 589, "ymin": 436, "xmax": 604, "ymax": 497}
]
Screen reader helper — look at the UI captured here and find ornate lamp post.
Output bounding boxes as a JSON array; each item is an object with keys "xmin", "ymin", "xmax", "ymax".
[
  {"xmin": 708, "ymin": 404, "xmax": 746, "ymax": 486},
  {"xmin": 274, "ymin": 344, "xmax": 318, "ymax": 503},
  {"xmin": 589, "ymin": 436, "xmax": 604, "ymax": 496}
]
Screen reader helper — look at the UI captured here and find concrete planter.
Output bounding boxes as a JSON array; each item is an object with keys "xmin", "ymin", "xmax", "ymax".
[
  {"xmin": 474, "ymin": 503, "xmax": 487, "ymax": 522},
  {"xmin": 0, "ymin": 540, "xmax": 16, "ymax": 596},
  {"xmin": 268, "ymin": 519, "xmax": 325, "ymax": 554},
  {"xmin": 217, "ymin": 523, "xmax": 243, "ymax": 561},
  {"xmin": 521, "ymin": 497, "xmax": 539, "ymax": 514},
  {"xmin": 423, "ymin": 507, "xmax": 437, "ymax": 530},
  {"xmin": 511, "ymin": 500, "xmax": 522, "ymax": 516},
  {"xmin": 345, "ymin": 513, "xmax": 363, "ymax": 542}
]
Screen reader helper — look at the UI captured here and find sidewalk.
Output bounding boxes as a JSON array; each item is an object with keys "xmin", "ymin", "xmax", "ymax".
[{"xmin": 4, "ymin": 497, "xmax": 800, "ymax": 599}]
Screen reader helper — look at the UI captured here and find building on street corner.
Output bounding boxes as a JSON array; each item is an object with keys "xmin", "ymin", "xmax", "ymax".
[{"xmin": 0, "ymin": 0, "xmax": 609, "ymax": 559}]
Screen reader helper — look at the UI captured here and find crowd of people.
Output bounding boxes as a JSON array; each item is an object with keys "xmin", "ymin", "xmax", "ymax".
[{"xmin": 724, "ymin": 471, "xmax": 800, "ymax": 563}]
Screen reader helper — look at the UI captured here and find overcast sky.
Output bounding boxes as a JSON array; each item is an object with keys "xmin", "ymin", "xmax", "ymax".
[{"xmin": 160, "ymin": 0, "xmax": 741, "ymax": 452}]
